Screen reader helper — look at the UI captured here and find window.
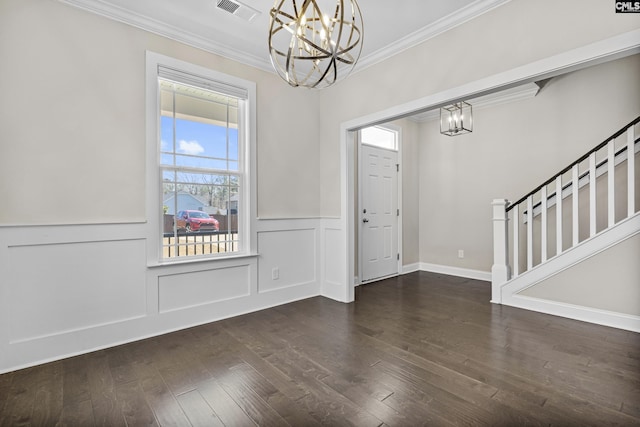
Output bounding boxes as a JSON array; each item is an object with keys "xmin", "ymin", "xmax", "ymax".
[
  {"xmin": 146, "ymin": 52, "xmax": 256, "ymax": 262},
  {"xmin": 360, "ymin": 125, "xmax": 398, "ymax": 151}
]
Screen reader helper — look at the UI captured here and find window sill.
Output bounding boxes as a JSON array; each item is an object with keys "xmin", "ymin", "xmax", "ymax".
[{"xmin": 147, "ymin": 252, "xmax": 259, "ymax": 269}]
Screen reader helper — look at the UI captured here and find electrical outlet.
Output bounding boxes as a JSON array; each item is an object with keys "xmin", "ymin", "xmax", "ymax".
[
  {"xmin": 272, "ymin": 267, "xmax": 279, "ymax": 280},
  {"xmin": 458, "ymin": 250, "xmax": 464, "ymax": 259}
]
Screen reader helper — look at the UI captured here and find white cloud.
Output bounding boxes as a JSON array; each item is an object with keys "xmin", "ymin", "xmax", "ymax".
[{"xmin": 178, "ymin": 140, "xmax": 205, "ymax": 156}]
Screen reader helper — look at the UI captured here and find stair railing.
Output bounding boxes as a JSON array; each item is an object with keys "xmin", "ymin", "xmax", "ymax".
[{"xmin": 492, "ymin": 116, "xmax": 640, "ymax": 302}]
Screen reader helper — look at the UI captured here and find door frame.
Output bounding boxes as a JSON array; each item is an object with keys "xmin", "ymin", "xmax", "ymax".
[{"xmin": 357, "ymin": 125, "xmax": 403, "ymax": 285}]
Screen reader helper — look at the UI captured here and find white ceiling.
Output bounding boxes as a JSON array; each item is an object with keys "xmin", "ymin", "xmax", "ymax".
[{"xmin": 59, "ymin": 0, "xmax": 510, "ymax": 73}]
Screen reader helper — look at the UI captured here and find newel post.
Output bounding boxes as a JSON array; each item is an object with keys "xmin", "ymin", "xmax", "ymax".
[{"xmin": 491, "ymin": 199, "xmax": 510, "ymax": 304}]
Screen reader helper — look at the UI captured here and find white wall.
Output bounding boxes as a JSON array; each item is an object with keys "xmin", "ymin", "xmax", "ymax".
[
  {"xmin": 0, "ymin": 0, "xmax": 324, "ymax": 373},
  {"xmin": 0, "ymin": 0, "xmax": 320, "ymax": 223},
  {"xmin": 318, "ymin": 0, "xmax": 640, "ymax": 217},
  {"xmin": 518, "ymin": 233, "xmax": 640, "ymax": 316},
  {"xmin": 419, "ymin": 54, "xmax": 640, "ymax": 272},
  {"xmin": 400, "ymin": 119, "xmax": 421, "ymax": 267},
  {"xmin": 498, "ymin": 213, "xmax": 640, "ymax": 331}
]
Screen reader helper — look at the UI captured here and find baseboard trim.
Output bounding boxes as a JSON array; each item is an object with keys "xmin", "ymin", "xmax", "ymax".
[
  {"xmin": 495, "ymin": 213, "xmax": 640, "ymax": 332},
  {"xmin": 505, "ymin": 294, "xmax": 640, "ymax": 333},
  {"xmin": 419, "ymin": 263, "xmax": 491, "ymax": 282},
  {"xmin": 402, "ymin": 263, "xmax": 421, "ymax": 274},
  {"xmin": 355, "ymin": 263, "xmax": 421, "ymax": 285}
]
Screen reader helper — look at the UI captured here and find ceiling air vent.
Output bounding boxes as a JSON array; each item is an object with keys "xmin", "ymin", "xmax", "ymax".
[{"xmin": 216, "ymin": 0, "xmax": 260, "ymax": 22}]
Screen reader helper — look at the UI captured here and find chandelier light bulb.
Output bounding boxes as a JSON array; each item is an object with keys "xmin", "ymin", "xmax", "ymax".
[{"xmin": 440, "ymin": 101, "xmax": 473, "ymax": 136}]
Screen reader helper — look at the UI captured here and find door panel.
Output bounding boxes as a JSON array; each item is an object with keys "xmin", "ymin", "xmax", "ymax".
[{"xmin": 360, "ymin": 144, "xmax": 398, "ymax": 282}]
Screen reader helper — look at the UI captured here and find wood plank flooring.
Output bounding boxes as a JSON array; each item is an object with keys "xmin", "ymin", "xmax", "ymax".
[{"xmin": 1, "ymin": 271, "xmax": 639, "ymax": 426}]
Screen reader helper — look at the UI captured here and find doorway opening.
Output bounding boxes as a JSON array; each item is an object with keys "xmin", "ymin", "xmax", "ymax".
[
  {"xmin": 337, "ymin": 32, "xmax": 638, "ymax": 304},
  {"xmin": 357, "ymin": 125, "xmax": 402, "ymax": 284}
]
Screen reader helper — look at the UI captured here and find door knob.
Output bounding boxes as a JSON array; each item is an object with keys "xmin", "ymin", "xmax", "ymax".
[{"xmin": 362, "ymin": 218, "xmax": 369, "ymax": 223}]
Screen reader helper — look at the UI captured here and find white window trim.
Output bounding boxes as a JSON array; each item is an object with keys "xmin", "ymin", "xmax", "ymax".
[{"xmin": 145, "ymin": 51, "xmax": 257, "ymax": 266}]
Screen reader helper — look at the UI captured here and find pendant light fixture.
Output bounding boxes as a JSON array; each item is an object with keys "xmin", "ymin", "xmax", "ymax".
[
  {"xmin": 268, "ymin": 0, "xmax": 363, "ymax": 89},
  {"xmin": 440, "ymin": 101, "xmax": 473, "ymax": 136}
]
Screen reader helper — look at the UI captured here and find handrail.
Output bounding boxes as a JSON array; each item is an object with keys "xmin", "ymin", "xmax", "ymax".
[
  {"xmin": 506, "ymin": 116, "xmax": 640, "ymax": 212},
  {"xmin": 523, "ymin": 135, "xmax": 640, "ymax": 216}
]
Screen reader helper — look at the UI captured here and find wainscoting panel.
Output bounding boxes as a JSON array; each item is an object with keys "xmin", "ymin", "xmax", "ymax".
[
  {"xmin": 321, "ymin": 219, "xmax": 348, "ymax": 302},
  {"xmin": 7, "ymin": 238, "xmax": 147, "ymax": 343},
  {"xmin": 0, "ymin": 219, "xmax": 324, "ymax": 373},
  {"xmin": 257, "ymin": 228, "xmax": 317, "ymax": 293},
  {"xmin": 158, "ymin": 264, "xmax": 251, "ymax": 313},
  {"xmin": 323, "ymin": 227, "xmax": 344, "ymax": 287}
]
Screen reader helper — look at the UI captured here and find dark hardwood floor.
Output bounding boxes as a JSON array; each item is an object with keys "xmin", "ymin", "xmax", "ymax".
[{"xmin": 1, "ymin": 271, "xmax": 639, "ymax": 426}]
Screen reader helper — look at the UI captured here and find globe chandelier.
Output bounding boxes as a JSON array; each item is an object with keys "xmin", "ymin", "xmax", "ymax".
[{"xmin": 268, "ymin": 0, "xmax": 363, "ymax": 89}]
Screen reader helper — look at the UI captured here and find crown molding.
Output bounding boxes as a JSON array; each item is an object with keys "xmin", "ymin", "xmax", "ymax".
[
  {"xmin": 354, "ymin": 0, "xmax": 512, "ymax": 72},
  {"xmin": 58, "ymin": 0, "xmax": 511, "ymax": 75},
  {"xmin": 409, "ymin": 82, "xmax": 540, "ymax": 123},
  {"xmin": 57, "ymin": 0, "xmax": 273, "ymax": 72}
]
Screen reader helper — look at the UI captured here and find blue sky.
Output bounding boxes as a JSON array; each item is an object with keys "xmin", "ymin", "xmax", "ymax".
[{"xmin": 161, "ymin": 116, "xmax": 238, "ymax": 171}]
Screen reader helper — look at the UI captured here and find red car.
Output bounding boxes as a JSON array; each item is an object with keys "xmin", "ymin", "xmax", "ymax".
[{"xmin": 175, "ymin": 210, "xmax": 219, "ymax": 232}]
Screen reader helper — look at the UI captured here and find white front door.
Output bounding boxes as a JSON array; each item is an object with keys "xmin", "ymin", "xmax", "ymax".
[{"xmin": 360, "ymin": 143, "xmax": 399, "ymax": 283}]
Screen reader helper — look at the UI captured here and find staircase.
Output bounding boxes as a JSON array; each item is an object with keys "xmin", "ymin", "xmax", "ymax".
[{"xmin": 491, "ymin": 117, "xmax": 640, "ymax": 332}]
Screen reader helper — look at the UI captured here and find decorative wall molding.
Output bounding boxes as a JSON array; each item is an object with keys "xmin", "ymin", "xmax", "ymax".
[
  {"xmin": 409, "ymin": 83, "xmax": 540, "ymax": 123},
  {"xmin": 3, "ymin": 212, "xmax": 634, "ymax": 372},
  {"xmin": 257, "ymin": 227, "xmax": 317, "ymax": 294},
  {"xmin": 402, "ymin": 263, "xmax": 421, "ymax": 275},
  {"xmin": 320, "ymin": 218, "xmax": 347, "ymax": 302},
  {"xmin": 497, "ymin": 213, "xmax": 640, "ymax": 332},
  {"xmin": 256, "ymin": 217, "xmax": 323, "ymax": 232},
  {"xmin": 58, "ymin": 0, "xmax": 511, "ymax": 74},
  {"xmin": 420, "ymin": 262, "xmax": 492, "ymax": 282},
  {"xmin": 158, "ymin": 264, "xmax": 252, "ymax": 313},
  {"xmin": 7, "ymin": 239, "xmax": 148, "ymax": 344},
  {"xmin": 506, "ymin": 295, "xmax": 640, "ymax": 333},
  {"xmin": 356, "ymin": 0, "xmax": 511, "ymax": 71},
  {"xmin": 58, "ymin": 0, "xmax": 270, "ymax": 71},
  {"xmin": 0, "ymin": 219, "xmax": 323, "ymax": 374}
]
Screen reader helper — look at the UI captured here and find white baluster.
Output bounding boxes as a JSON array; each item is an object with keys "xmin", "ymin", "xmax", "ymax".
[
  {"xmin": 541, "ymin": 185, "xmax": 548, "ymax": 262},
  {"xmin": 513, "ymin": 204, "xmax": 519, "ymax": 277},
  {"xmin": 572, "ymin": 164, "xmax": 579, "ymax": 246},
  {"xmin": 629, "ymin": 127, "xmax": 636, "ymax": 216},
  {"xmin": 556, "ymin": 175, "xmax": 563, "ymax": 256},
  {"xmin": 608, "ymin": 139, "xmax": 615, "ymax": 227},
  {"xmin": 527, "ymin": 195, "xmax": 533, "ymax": 271},
  {"xmin": 491, "ymin": 199, "xmax": 510, "ymax": 303},
  {"xmin": 589, "ymin": 152, "xmax": 597, "ymax": 237}
]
